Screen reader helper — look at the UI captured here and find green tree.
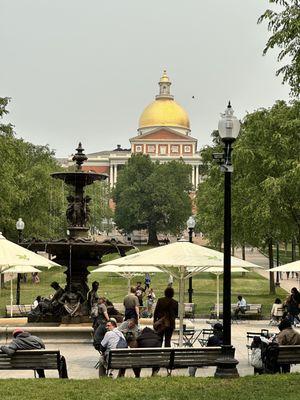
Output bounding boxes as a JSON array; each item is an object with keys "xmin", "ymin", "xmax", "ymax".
[
  {"xmin": 258, "ymin": 0, "xmax": 300, "ymax": 97},
  {"xmin": 196, "ymin": 101, "xmax": 300, "ymax": 294},
  {"xmin": 113, "ymin": 154, "xmax": 192, "ymax": 245},
  {"xmin": 0, "ymin": 97, "xmax": 65, "ymax": 240}
]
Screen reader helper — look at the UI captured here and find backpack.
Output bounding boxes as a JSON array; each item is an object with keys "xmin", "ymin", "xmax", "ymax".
[{"xmin": 116, "ymin": 334, "xmax": 128, "ymax": 349}]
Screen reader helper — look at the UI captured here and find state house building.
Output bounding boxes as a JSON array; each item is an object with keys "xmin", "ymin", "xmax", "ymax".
[{"xmin": 74, "ymin": 71, "xmax": 202, "ymax": 189}]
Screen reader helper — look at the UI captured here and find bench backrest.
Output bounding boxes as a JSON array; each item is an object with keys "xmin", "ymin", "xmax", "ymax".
[
  {"xmin": 108, "ymin": 348, "xmax": 172, "ymax": 370},
  {"xmin": 213, "ymin": 304, "xmax": 262, "ymax": 312},
  {"xmin": 172, "ymin": 347, "xmax": 222, "ymax": 368},
  {"xmin": 184, "ymin": 303, "xmax": 195, "ymax": 312},
  {"xmin": 278, "ymin": 345, "xmax": 300, "ymax": 364},
  {"xmin": 108, "ymin": 346, "xmax": 223, "ymax": 370},
  {"xmin": 0, "ymin": 350, "xmax": 60, "ymax": 370}
]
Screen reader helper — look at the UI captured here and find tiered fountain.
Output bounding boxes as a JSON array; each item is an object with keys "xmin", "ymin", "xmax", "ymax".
[{"xmin": 25, "ymin": 143, "xmax": 133, "ymax": 322}]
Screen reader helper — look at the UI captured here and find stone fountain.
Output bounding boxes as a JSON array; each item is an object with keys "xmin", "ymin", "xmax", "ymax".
[{"xmin": 24, "ymin": 143, "xmax": 133, "ymax": 322}]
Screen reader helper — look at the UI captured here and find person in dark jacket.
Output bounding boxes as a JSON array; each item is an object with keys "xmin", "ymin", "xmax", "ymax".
[
  {"xmin": 188, "ymin": 323, "xmax": 223, "ymax": 377},
  {"xmin": 133, "ymin": 327, "xmax": 161, "ymax": 378},
  {"xmin": 153, "ymin": 287, "xmax": 178, "ymax": 347},
  {"xmin": 0, "ymin": 329, "xmax": 46, "ymax": 377}
]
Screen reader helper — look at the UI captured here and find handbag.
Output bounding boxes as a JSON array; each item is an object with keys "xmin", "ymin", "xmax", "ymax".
[
  {"xmin": 153, "ymin": 315, "xmax": 170, "ymax": 333},
  {"xmin": 90, "ymin": 304, "xmax": 99, "ymax": 318}
]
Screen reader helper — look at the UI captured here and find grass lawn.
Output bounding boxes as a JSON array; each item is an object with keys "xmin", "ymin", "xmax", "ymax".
[
  {"xmin": 0, "ymin": 375, "xmax": 299, "ymax": 400},
  {"xmin": 0, "ymin": 246, "xmax": 287, "ymax": 317}
]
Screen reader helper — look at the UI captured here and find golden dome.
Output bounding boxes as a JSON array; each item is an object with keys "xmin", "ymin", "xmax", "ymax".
[{"xmin": 139, "ymin": 98, "xmax": 190, "ymax": 130}]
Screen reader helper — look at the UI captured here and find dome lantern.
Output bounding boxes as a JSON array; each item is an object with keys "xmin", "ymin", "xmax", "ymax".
[{"xmin": 156, "ymin": 69, "xmax": 174, "ymax": 100}]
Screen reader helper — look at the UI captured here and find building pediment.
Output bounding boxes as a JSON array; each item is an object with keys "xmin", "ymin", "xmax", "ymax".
[{"xmin": 130, "ymin": 128, "xmax": 197, "ymax": 143}]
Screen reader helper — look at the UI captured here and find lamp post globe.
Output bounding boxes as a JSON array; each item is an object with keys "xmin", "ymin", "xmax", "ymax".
[
  {"xmin": 187, "ymin": 216, "xmax": 196, "ymax": 302},
  {"xmin": 218, "ymin": 102, "xmax": 240, "ymax": 143},
  {"xmin": 16, "ymin": 218, "xmax": 25, "ymax": 242},
  {"xmin": 15, "ymin": 218, "xmax": 25, "ymax": 305},
  {"xmin": 214, "ymin": 102, "xmax": 240, "ymax": 378}
]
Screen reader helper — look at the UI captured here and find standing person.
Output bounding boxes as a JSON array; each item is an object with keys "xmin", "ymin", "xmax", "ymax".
[
  {"xmin": 167, "ymin": 275, "xmax": 173, "ymax": 287},
  {"xmin": 153, "ymin": 287, "xmax": 178, "ymax": 347},
  {"xmin": 98, "ymin": 319, "xmax": 127, "ymax": 377},
  {"xmin": 233, "ymin": 295, "xmax": 247, "ymax": 318},
  {"xmin": 146, "ymin": 288, "xmax": 156, "ymax": 316},
  {"xmin": 144, "ymin": 273, "xmax": 151, "ymax": 290},
  {"xmin": 285, "ymin": 287, "xmax": 300, "ymax": 325},
  {"xmin": 123, "ymin": 287, "xmax": 139, "ymax": 321},
  {"xmin": 0, "ymin": 329, "xmax": 46, "ymax": 378},
  {"xmin": 135, "ymin": 282, "xmax": 145, "ymax": 306},
  {"xmin": 188, "ymin": 323, "xmax": 223, "ymax": 377}
]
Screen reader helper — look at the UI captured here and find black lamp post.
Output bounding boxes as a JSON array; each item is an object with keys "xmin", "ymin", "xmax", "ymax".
[
  {"xmin": 213, "ymin": 102, "xmax": 240, "ymax": 378},
  {"xmin": 187, "ymin": 216, "xmax": 196, "ymax": 303},
  {"xmin": 16, "ymin": 218, "xmax": 25, "ymax": 305}
]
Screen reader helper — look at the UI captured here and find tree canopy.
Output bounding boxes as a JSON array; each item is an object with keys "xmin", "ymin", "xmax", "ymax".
[
  {"xmin": 0, "ymin": 97, "xmax": 65, "ymax": 241},
  {"xmin": 113, "ymin": 154, "xmax": 192, "ymax": 245},
  {"xmin": 196, "ymin": 100, "xmax": 300, "ymax": 292},
  {"xmin": 258, "ymin": 0, "xmax": 300, "ymax": 98}
]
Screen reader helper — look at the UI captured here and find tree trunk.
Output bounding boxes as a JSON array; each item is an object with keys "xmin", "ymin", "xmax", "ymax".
[
  {"xmin": 231, "ymin": 246, "xmax": 235, "ymax": 256},
  {"xmin": 268, "ymin": 238, "xmax": 275, "ymax": 295},
  {"xmin": 285, "ymin": 241, "xmax": 288, "ymax": 256},
  {"xmin": 292, "ymin": 237, "xmax": 296, "ymax": 261},
  {"xmin": 0, "ymin": 274, "xmax": 4, "ymax": 289},
  {"xmin": 242, "ymin": 245, "xmax": 246, "ymax": 260},
  {"xmin": 147, "ymin": 226, "xmax": 159, "ymax": 246}
]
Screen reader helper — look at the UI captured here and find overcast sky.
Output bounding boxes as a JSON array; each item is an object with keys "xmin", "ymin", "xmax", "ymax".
[{"xmin": 1, "ymin": 0, "xmax": 289, "ymax": 157}]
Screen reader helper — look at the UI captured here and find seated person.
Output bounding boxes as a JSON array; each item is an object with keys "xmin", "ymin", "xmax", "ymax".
[
  {"xmin": 188, "ymin": 323, "xmax": 223, "ymax": 377},
  {"xmin": 133, "ymin": 327, "xmax": 161, "ymax": 378},
  {"xmin": 270, "ymin": 298, "xmax": 284, "ymax": 324},
  {"xmin": 118, "ymin": 318, "xmax": 139, "ymax": 345},
  {"xmin": 234, "ymin": 295, "xmax": 247, "ymax": 318},
  {"xmin": 98, "ymin": 319, "xmax": 127, "ymax": 377},
  {"xmin": 0, "ymin": 329, "xmax": 46, "ymax": 378}
]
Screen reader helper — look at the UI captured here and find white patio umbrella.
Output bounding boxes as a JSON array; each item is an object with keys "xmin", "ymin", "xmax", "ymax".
[
  {"xmin": 2, "ymin": 266, "xmax": 42, "ymax": 317},
  {"xmin": 91, "ymin": 264, "xmax": 163, "ymax": 293},
  {"xmin": 204, "ymin": 266, "xmax": 249, "ymax": 320},
  {"xmin": 267, "ymin": 260, "xmax": 300, "ymax": 272},
  {"xmin": 0, "ymin": 233, "xmax": 60, "ymax": 270},
  {"xmin": 99, "ymin": 241, "xmax": 262, "ymax": 345}
]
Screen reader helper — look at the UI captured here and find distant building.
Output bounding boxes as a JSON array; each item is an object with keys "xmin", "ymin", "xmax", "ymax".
[{"xmin": 67, "ymin": 71, "xmax": 202, "ymax": 189}]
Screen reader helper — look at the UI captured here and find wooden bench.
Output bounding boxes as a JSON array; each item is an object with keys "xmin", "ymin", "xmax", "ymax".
[
  {"xmin": 106, "ymin": 346, "xmax": 223, "ymax": 376},
  {"xmin": 0, "ymin": 350, "xmax": 68, "ymax": 378},
  {"xmin": 210, "ymin": 304, "xmax": 262, "ymax": 319},
  {"xmin": 5, "ymin": 304, "xmax": 33, "ymax": 317},
  {"xmin": 277, "ymin": 345, "xmax": 300, "ymax": 365}
]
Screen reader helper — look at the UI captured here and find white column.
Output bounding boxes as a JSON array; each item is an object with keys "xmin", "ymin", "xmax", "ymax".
[
  {"xmin": 195, "ymin": 165, "xmax": 199, "ymax": 188},
  {"xmin": 109, "ymin": 164, "xmax": 114, "ymax": 188},
  {"xmin": 114, "ymin": 164, "xmax": 118, "ymax": 184},
  {"xmin": 191, "ymin": 165, "xmax": 195, "ymax": 189}
]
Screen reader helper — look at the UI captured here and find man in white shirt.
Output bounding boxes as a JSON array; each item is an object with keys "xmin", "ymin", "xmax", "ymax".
[
  {"xmin": 98, "ymin": 319, "xmax": 127, "ymax": 377},
  {"xmin": 234, "ymin": 295, "xmax": 247, "ymax": 318}
]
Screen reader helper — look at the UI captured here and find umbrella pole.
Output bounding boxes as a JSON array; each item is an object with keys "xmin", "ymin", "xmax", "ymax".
[
  {"xmin": 128, "ymin": 277, "xmax": 131, "ymax": 294},
  {"xmin": 10, "ymin": 275, "xmax": 13, "ymax": 318},
  {"xmin": 179, "ymin": 267, "xmax": 185, "ymax": 347},
  {"xmin": 217, "ymin": 274, "xmax": 220, "ymax": 320}
]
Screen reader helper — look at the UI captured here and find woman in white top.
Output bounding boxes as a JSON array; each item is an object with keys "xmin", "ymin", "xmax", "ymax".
[{"xmin": 270, "ymin": 298, "xmax": 283, "ymax": 323}]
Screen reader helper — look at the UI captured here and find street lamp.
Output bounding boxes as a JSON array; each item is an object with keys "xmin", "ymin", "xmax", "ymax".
[
  {"xmin": 187, "ymin": 216, "xmax": 196, "ymax": 303},
  {"xmin": 15, "ymin": 218, "xmax": 25, "ymax": 305},
  {"xmin": 213, "ymin": 102, "xmax": 240, "ymax": 378}
]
